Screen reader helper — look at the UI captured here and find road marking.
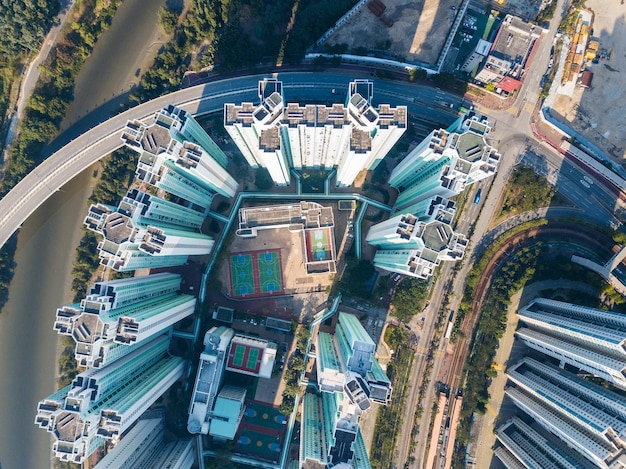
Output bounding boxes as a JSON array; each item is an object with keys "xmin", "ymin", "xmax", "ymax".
[{"xmin": 486, "ymin": 403, "xmax": 498, "ymax": 418}]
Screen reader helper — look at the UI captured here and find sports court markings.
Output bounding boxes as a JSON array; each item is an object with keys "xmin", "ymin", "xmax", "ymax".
[
  {"xmin": 246, "ymin": 348, "xmax": 260, "ymax": 369},
  {"xmin": 257, "ymin": 250, "xmax": 283, "ymax": 295},
  {"xmin": 232, "ymin": 344, "xmax": 246, "ymax": 367}
]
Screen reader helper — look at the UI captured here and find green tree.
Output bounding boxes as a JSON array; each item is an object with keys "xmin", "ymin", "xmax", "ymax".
[
  {"xmin": 254, "ymin": 168, "xmax": 273, "ymax": 190},
  {"xmin": 392, "ymin": 277, "xmax": 430, "ymax": 322},
  {"xmin": 158, "ymin": 5, "xmax": 181, "ymax": 34}
]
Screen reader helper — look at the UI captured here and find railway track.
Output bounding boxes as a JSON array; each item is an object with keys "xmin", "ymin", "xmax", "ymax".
[{"xmin": 445, "ymin": 223, "xmax": 614, "ymax": 391}]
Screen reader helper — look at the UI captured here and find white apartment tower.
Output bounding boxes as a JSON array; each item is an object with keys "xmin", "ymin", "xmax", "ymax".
[
  {"xmin": 224, "ymin": 79, "xmax": 291, "ymax": 185},
  {"xmin": 301, "ymin": 311, "xmax": 390, "ymax": 468},
  {"xmin": 122, "ymin": 105, "xmax": 238, "ymax": 207},
  {"xmin": 224, "ymin": 78, "xmax": 407, "ymax": 187},
  {"xmin": 366, "ymin": 210, "xmax": 467, "ymax": 279},
  {"xmin": 389, "ymin": 111, "xmax": 500, "ymax": 214},
  {"xmin": 35, "ymin": 336, "xmax": 184, "ymax": 464},
  {"xmin": 85, "ymin": 199, "xmax": 214, "ymax": 271},
  {"xmin": 54, "ymin": 273, "xmax": 195, "ymax": 368},
  {"xmin": 502, "ymin": 357, "xmax": 626, "ymax": 468},
  {"xmin": 94, "ymin": 417, "xmax": 194, "ymax": 469},
  {"xmin": 516, "ymin": 298, "xmax": 626, "ymax": 389},
  {"xmin": 495, "ymin": 416, "xmax": 597, "ymax": 469}
]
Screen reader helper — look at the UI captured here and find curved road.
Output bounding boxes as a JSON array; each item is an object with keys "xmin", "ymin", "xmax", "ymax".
[{"xmin": 0, "ymin": 72, "xmax": 462, "ymax": 249}]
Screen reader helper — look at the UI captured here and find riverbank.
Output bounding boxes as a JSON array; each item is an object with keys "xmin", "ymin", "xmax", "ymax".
[
  {"xmin": 0, "ymin": 0, "xmax": 170, "ymax": 467},
  {"xmin": 0, "ymin": 165, "xmax": 97, "ymax": 469}
]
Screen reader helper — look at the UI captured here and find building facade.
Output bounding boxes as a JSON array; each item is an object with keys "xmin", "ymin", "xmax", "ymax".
[
  {"xmin": 389, "ymin": 111, "xmax": 499, "ymax": 215},
  {"xmin": 366, "ymin": 211, "xmax": 467, "ymax": 280},
  {"xmin": 35, "ymin": 336, "xmax": 184, "ymax": 464},
  {"xmin": 187, "ymin": 326, "xmax": 235, "ymax": 435},
  {"xmin": 94, "ymin": 417, "xmax": 194, "ymax": 469},
  {"xmin": 122, "ymin": 105, "xmax": 238, "ymax": 207},
  {"xmin": 300, "ymin": 311, "xmax": 391, "ymax": 468},
  {"xmin": 502, "ymin": 357, "xmax": 626, "ymax": 468},
  {"xmin": 54, "ymin": 273, "xmax": 194, "ymax": 368},
  {"xmin": 224, "ymin": 78, "xmax": 407, "ymax": 187},
  {"xmin": 516, "ymin": 298, "xmax": 626, "ymax": 389},
  {"xmin": 85, "ymin": 199, "xmax": 214, "ymax": 271}
]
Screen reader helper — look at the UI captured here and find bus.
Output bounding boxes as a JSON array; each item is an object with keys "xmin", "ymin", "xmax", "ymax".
[{"xmin": 473, "ymin": 188, "xmax": 482, "ymax": 204}]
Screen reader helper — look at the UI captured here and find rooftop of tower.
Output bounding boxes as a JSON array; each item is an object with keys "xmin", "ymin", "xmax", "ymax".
[
  {"xmin": 102, "ymin": 213, "xmax": 134, "ymax": 245},
  {"xmin": 224, "ymin": 102, "xmax": 257, "ymax": 126},
  {"xmin": 420, "ymin": 221, "xmax": 454, "ymax": 252},
  {"xmin": 455, "ymin": 132, "xmax": 487, "ymax": 162},
  {"xmin": 259, "ymin": 126, "xmax": 281, "ymax": 151},
  {"xmin": 350, "ymin": 129, "xmax": 372, "ymax": 152},
  {"xmin": 54, "ymin": 411, "xmax": 83, "ymax": 443}
]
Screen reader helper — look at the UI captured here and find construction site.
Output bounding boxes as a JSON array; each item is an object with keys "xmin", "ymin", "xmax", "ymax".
[
  {"xmin": 551, "ymin": 0, "xmax": 626, "ymax": 166},
  {"xmin": 321, "ymin": 0, "xmax": 464, "ymax": 66}
]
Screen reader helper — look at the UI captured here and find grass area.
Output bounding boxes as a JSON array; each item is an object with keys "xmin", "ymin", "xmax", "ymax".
[{"xmin": 370, "ymin": 327, "xmax": 414, "ymax": 469}]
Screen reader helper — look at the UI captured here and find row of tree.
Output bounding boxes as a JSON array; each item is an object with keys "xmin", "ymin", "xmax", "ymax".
[
  {"xmin": 0, "ymin": 0, "xmax": 59, "ymax": 152},
  {"xmin": 0, "ymin": 234, "xmax": 18, "ymax": 312},
  {"xmin": 70, "ymin": 147, "xmax": 138, "ymax": 301},
  {"xmin": 130, "ymin": 0, "xmax": 360, "ymax": 105},
  {"xmin": 370, "ymin": 326, "xmax": 415, "ymax": 468}
]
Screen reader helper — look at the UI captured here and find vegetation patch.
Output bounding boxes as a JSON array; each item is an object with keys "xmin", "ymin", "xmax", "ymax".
[
  {"xmin": 0, "ymin": 233, "xmax": 18, "ymax": 312},
  {"xmin": 391, "ymin": 277, "xmax": 431, "ymax": 323},
  {"xmin": 498, "ymin": 166, "xmax": 555, "ymax": 217},
  {"xmin": 1, "ymin": 0, "xmax": 122, "ymax": 196},
  {"xmin": 131, "ymin": 0, "xmax": 359, "ymax": 104},
  {"xmin": 0, "ymin": 0, "xmax": 59, "ymax": 148},
  {"xmin": 370, "ymin": 325, "xmax": 414, "ymax": 468}
]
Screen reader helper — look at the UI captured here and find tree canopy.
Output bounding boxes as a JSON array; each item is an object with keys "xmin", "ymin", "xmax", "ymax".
[{"xmin": 0, "ymin": 0, "xmax": 59, "ymax": 58}]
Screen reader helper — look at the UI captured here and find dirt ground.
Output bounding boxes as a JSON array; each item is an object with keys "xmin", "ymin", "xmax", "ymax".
[
  {"xmin": 324, "ymin": 0, "xmax": 463, "ymax": 65},
  {"xmin": 551, "ymin": 0, "xmax": 626, "ymax": 165}
]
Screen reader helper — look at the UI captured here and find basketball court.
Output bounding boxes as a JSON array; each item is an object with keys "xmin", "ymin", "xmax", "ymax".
[
  {"xmin": 235, "ymin": 401, "xmax": 287, "ymax": 462},
  {"xmin": 227, "ymin": 343, "xmax": 262, "ymax": 374},
  {"xmin": 228, "ymin": 249, "xmax": 284, "ymax": 298}
]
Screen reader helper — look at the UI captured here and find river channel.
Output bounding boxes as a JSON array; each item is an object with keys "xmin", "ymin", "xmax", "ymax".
[{"xmin": 0, "ymin": 0, "xmax": 166, "ymax": 467}]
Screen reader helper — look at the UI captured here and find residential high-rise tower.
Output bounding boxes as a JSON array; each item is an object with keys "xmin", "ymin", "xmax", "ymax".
[{"xmin": 224, "ymin": 79, "xmax": 407, "ymax": 187}]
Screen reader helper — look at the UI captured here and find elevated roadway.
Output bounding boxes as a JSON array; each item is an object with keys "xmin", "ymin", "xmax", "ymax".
[{"xmin": 0, "ymin": 72, "xmax": 462, "ymax": 250}]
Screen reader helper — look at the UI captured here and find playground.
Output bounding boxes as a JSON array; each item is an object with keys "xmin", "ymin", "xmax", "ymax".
[
  {"xmin": 235, "ymin": 401, "xmax": 287, "ymax": 462},
  {"xmin": 305, "ymin": 227, "xmax": 334, "ymax": 263},
  {"xmin": 229, "ymin": 249, "xmax": 284, "ymax": 298}
]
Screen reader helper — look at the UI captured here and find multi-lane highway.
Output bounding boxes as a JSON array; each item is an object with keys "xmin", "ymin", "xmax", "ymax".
[{"xmin": 0, "ymin": 72, "xmax": 462, "ymax": 250}]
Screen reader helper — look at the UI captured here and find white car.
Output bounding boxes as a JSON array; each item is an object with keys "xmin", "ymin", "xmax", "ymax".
[
  {"xmin": 583, "ymin": 175, "xmax": 594, "ymax": 185},
  {"xmin": 580, "ymin": 179, "xmax": 591, "ymax": 189}
]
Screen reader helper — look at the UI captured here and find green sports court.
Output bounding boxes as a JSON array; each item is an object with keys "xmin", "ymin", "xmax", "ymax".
[
  {"xmin": 228, "ymin": 249, "xmax": 284, "ymax": 298},
  {"xmin": 305, "ymin": 227, "xmax": 334, "ymax": 262}
]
